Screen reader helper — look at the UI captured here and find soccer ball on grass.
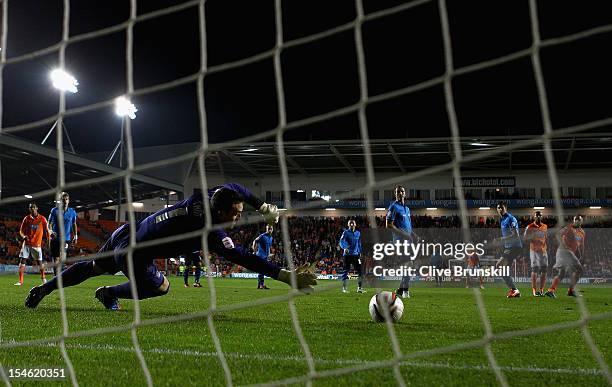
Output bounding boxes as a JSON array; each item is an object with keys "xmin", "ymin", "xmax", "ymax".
[{"xmin": 369, "ymin": 291, "xmax": 404, "ymax": 323}]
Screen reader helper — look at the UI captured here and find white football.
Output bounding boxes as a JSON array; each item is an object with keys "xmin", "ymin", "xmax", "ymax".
[{"xmin": 369, "ymin": 291, "xmax": 404, "ymax": 323}]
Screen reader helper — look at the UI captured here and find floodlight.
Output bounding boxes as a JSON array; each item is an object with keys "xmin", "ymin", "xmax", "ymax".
[
  {"xmin": 50, "ymin": 69, "xmax": 79, "ymax": 93},
  {"xmin": 115, "ymin": 96, "xmax": 137, "ymax": 120}
]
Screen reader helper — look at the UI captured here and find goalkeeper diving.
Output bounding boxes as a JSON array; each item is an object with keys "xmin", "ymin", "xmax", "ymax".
[{"xmin": 25, "ymin": 183, "xmax": 317, "ymax": 310}]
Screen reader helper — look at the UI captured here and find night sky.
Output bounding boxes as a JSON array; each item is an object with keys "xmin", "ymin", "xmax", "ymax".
[{"xmin": 1, "ymin": 0, "xmax": 612, "ymax": 153}]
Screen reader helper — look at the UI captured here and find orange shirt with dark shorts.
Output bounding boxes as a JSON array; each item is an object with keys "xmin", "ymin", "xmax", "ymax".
[
  {"xmin": 525, "ymin": 222, "xmax": 547, "ymax": 253},
  {"xmin": 20, "ymin": 214, "xmax": 49, "ymax": 248}
]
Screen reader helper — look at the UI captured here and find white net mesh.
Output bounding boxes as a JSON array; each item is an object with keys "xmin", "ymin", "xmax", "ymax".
[{"xmin": 0, "ymin": 0, "xmax": 611, "ymax": 386}]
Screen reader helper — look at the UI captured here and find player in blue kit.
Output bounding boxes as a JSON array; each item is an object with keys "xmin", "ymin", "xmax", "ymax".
[
  {"xmin": 252, "ymin": 224, "xmax": 274, "ymax": 289},
  {"xmin": 496, "ymin": 201, "xmax": 522, "ymax": 298},
  {"xmin": 48, "ymin": 192, "xmax": 78, "ymax": 276},
  {"xmin": 339, "ymin": 219, "xmax": 365, "ymax": 293},
  {"xmin": 386, "ymin": 185, "xmax": 417, "ymax": 299},
  {"xmin": 25, "ymin": 183, "xmax": 317, "ymax": 310}
]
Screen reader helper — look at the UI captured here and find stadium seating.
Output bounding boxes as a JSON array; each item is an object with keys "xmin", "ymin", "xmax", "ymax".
[
  {"xmin": 0, "ymin": 219, "xmax": 21, "ymax": 263},
  {"xmin": 78, "ymin": 220, "xmax": 109, "ymax": 241},
  {"xmin": 73, "ymin": 236, "xmax": 100, "ymax": 253},
  {"xmin": 97, "ymin": 220, "xmax": 126, "ymax": 235}
]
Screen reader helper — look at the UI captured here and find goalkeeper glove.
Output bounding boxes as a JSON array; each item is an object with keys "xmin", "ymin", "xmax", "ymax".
[
  {"xmin": 277, "ymin": 262, "xmax": 318, "ymax": 293},
  {"xmin": 259, "ymin": 202, "xmax": 279, "ymax": 224}
]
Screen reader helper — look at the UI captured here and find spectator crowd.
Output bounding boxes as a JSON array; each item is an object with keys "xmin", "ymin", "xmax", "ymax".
[{"xmin": 1, "ymin": 213, "xmax": 610, "ymax": 278}]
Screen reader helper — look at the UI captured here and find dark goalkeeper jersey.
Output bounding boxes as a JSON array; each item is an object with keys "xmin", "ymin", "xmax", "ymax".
[{"xmin": 106, "ymin": 183, "xmax": 281, "ymax": 279}]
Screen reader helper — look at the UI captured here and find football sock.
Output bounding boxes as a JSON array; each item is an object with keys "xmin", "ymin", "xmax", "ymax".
[
  {"xmin": 107, "ymin": 282, "xmax": 165, "ymax": 300},
  {"xmin": 43, "ymin": 261, "xmax": 98, "ymax": 292},
  {"xmin": 258, "ymin": 273, "xmax": 265, "ymax": 287},
  {"xmin": 502, "ymin": 276, "xmax": 516, "ymax": 289},
  {"xmin": 549, "ymin": 277, "xmax": 560, "ymax": 291},
  {"xmin": 399, "ymin": 276, "xmax": 411, "ymax": 289}
]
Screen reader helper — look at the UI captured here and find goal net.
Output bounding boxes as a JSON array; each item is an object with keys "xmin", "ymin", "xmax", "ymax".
[{"xmin": 0, "ymin": 0, "xmax": 611, "ymax": 386}]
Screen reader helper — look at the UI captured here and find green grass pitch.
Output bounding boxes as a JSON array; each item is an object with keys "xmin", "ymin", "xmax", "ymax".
[{"xmin": 0, "ymin": 274, "xmax": 610, "ymax": 386}]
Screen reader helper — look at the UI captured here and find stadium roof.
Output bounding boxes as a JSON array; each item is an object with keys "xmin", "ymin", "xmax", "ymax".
[
  {"xmin": 1, "ymin": 131, "xmax": 611, "ymax": 213},
  {"xmin": 0, "ymin": 133, "xmax": 186, "ymax": 212},
  {"xmin": 202, "ymin": 133, "xmax": 612, "ymax": 177}
]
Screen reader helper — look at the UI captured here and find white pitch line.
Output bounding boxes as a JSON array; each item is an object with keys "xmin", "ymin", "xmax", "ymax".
[{"xmin": 11, "ymin": 341, "xmax": 604, "ymax": 377}]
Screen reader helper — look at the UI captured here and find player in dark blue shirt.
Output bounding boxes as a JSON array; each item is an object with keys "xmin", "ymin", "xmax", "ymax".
[
  {"xmin": 183, "ymin": 251, "xmax": 203, "ymax": 288},
  {"xmin": 430, "ymin": 253, "xmax": 444, "ymax": 288},
  {"xmin": 252, "ymin": 225, "xmax": 274, "ymax": 289},
  {"xmin": 386, "ymin": 185, "xmax": 417, "ymax": 299},
  {"xmin": 496, "ymin": 201, "xmax": 522, "ymax": 298},
  {"xmin": 339, "ymin": 219, "xmax": 365, "ymax": 293},
  {"xmin": 25, "ymin": 183, "xmax": 317, "ymax": 310}
]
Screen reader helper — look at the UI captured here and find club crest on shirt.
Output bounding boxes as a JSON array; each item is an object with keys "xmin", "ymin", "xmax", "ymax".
[{"xmin": 222, "ymin": 237, "xmax": 235, "ymax": 249}]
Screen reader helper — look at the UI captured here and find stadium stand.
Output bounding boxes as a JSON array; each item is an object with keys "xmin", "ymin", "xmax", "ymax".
[{"xmin": 2, "ymin": 215, "xmax": 610, "ymax": 279}]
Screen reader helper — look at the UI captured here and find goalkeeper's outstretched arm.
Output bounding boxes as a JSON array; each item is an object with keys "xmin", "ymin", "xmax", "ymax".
[
  {"xmin": 209, "ymin": 230, "xmax": 316, "ymax": 291},
  {"xmin": 208, "ymin": 183, "xmax": 313, "ymax": 289}
]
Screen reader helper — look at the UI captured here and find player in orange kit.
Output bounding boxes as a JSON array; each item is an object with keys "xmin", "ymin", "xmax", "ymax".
[
  {"xmin": 464, "ymin": 252, "xmax": 484, "ymax": 289},
  {"xmin": 544, "ymin": 215, "xmax": 585, "ymax": 298},
  {"xmin": 15, "ymin": 203, "xmax": 50, "ymax": 286},
  {"xmin": 524, "ymin": 211, "xmax": 548, "ymax": 296}
]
